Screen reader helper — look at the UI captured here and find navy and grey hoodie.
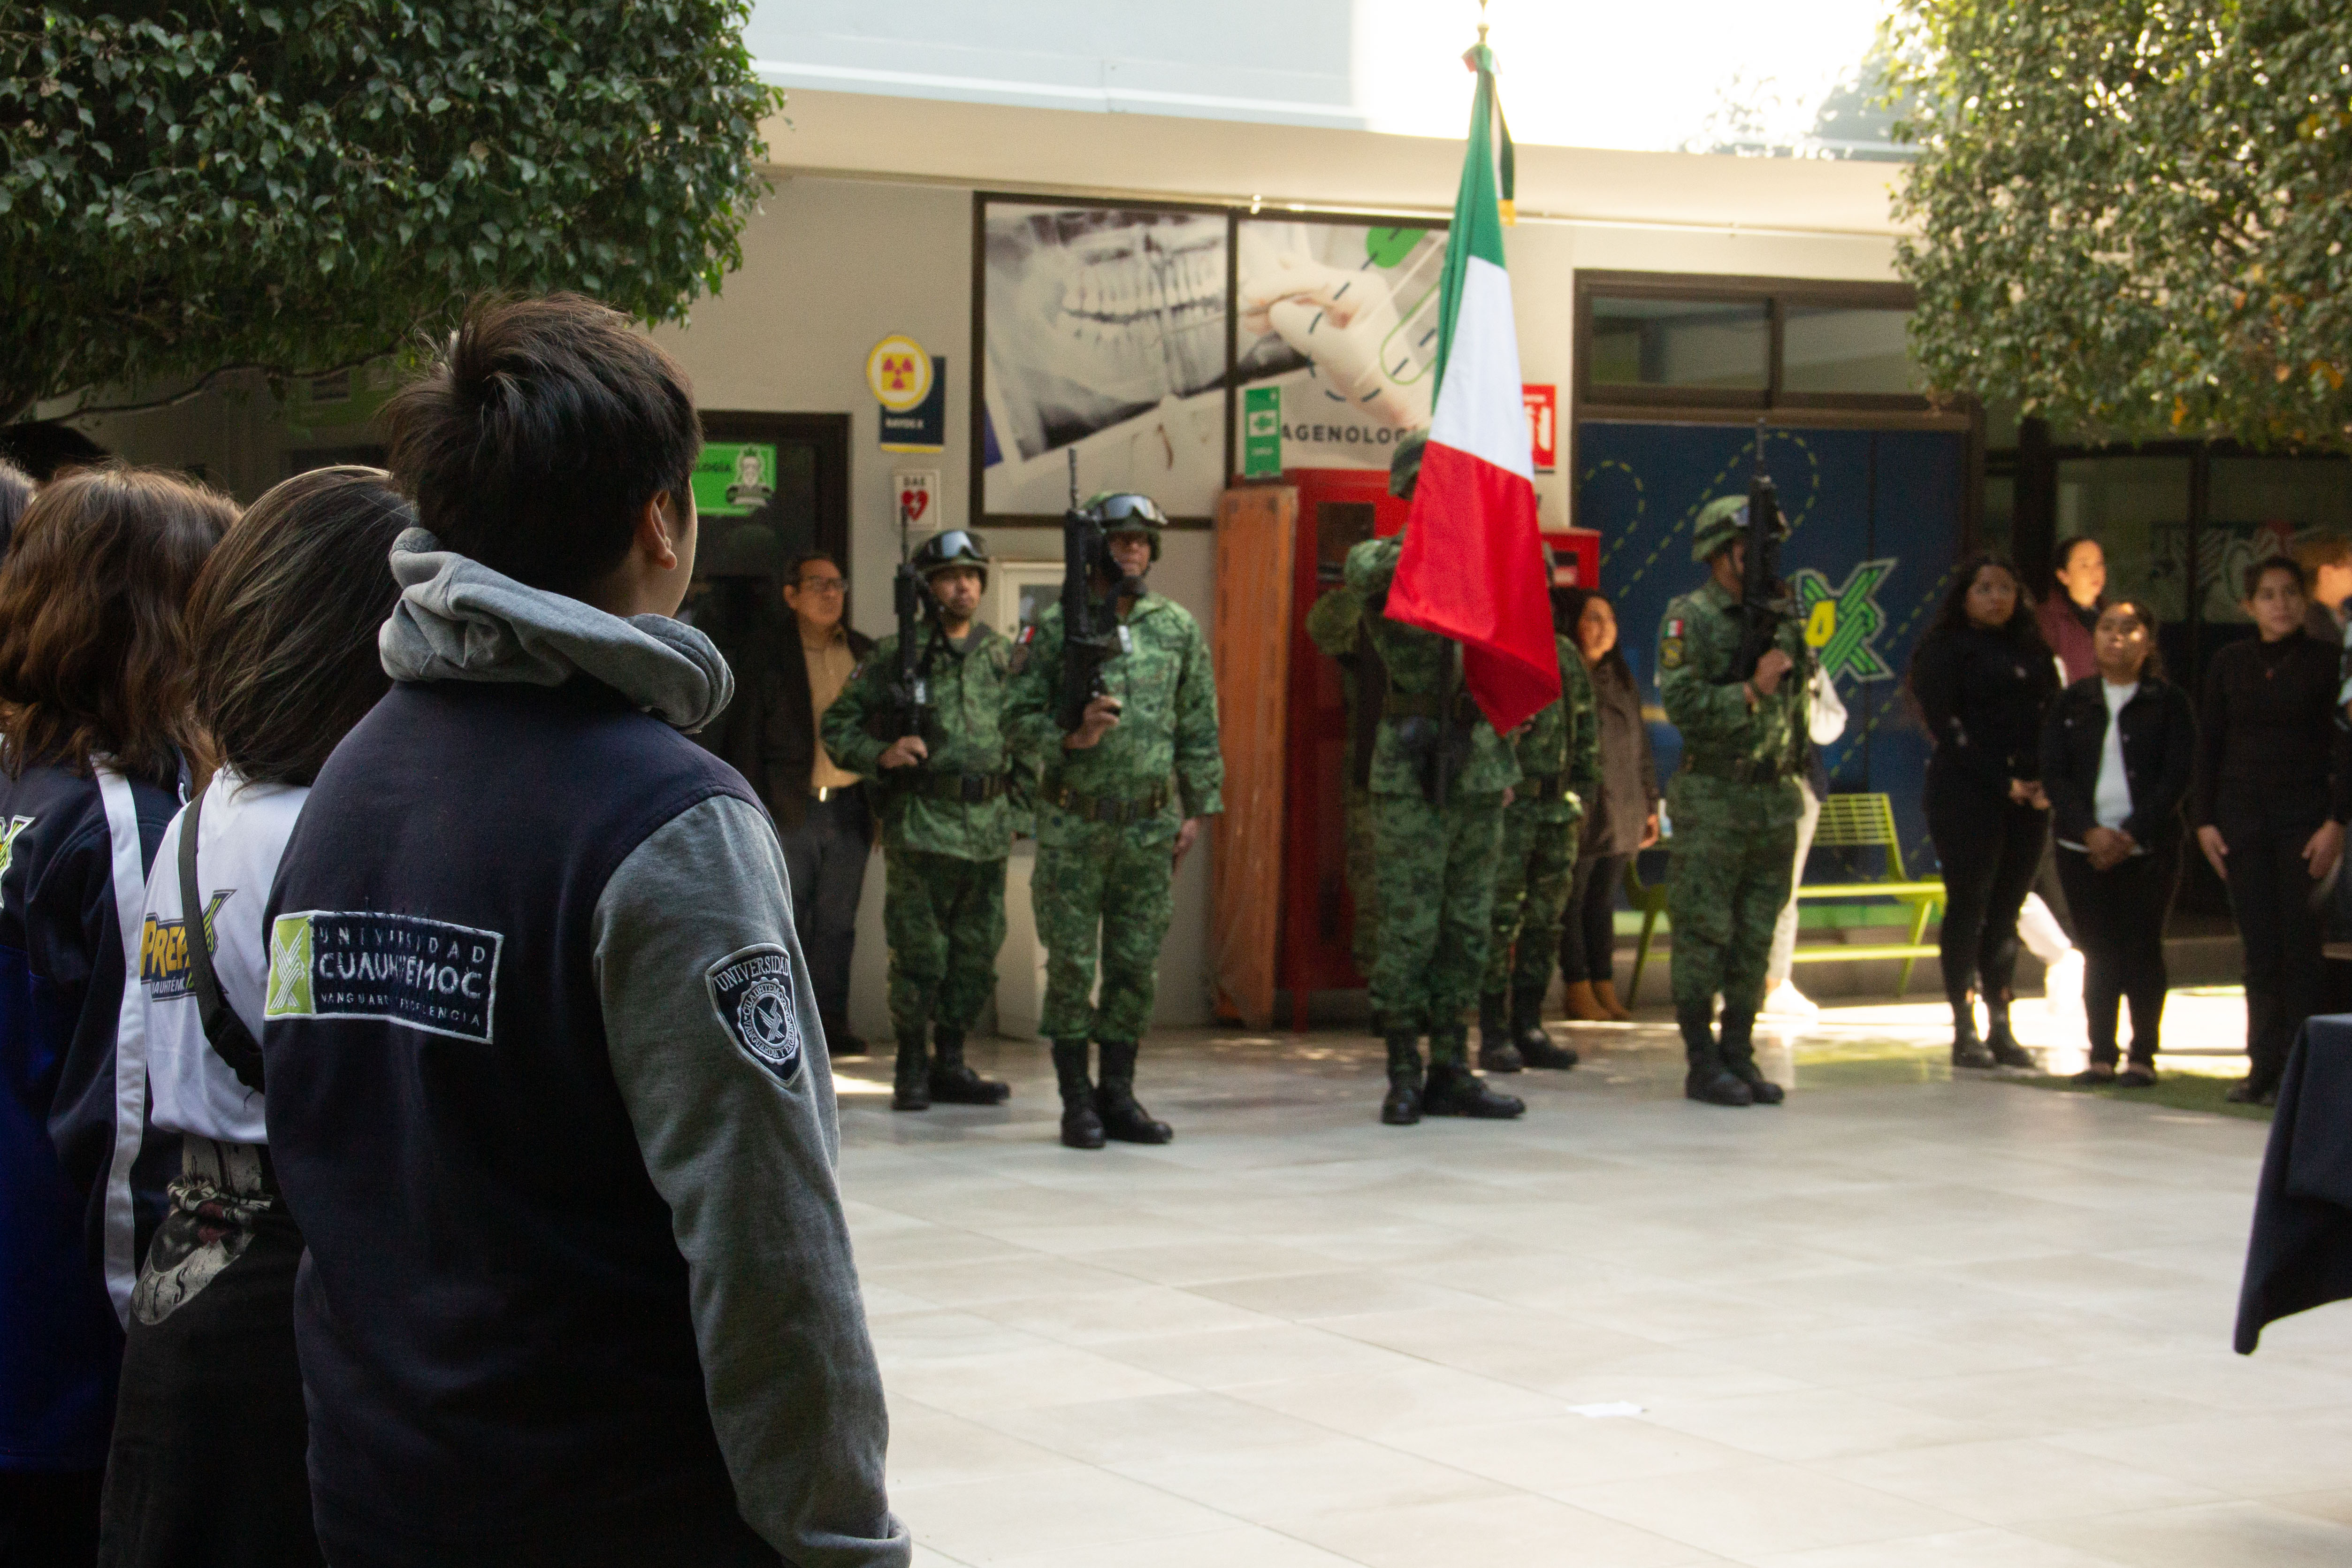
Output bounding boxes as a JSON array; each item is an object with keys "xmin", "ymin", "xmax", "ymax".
[{"xmin": 262, "ymin": 530, "xmax": 907, "ymax": 1568}]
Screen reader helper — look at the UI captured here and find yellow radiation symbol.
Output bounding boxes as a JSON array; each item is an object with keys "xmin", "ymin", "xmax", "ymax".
[
  {"xmin": 1805, "ymin": 600, "xmax": 1838, "ymax": 649},
  {"xmin": 866, "ymin": 335, "xmax": 932, "ymax": 412}
]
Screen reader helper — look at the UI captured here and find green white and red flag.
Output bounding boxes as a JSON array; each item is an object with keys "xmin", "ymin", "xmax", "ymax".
[{"xmin": 1383, "ymin": 41, "xmax": 1559, "ymax": 732}]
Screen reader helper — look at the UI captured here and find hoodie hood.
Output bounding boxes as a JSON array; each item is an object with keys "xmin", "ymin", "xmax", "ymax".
[{"xmin": 379, "ymin": 528, "xmax": 733, "ymax": 733}]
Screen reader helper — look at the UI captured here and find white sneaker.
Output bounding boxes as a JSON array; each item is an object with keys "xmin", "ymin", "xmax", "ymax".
[
  {"xmin": 1761, "ymin": 980, "xmax": 1821, "ymax": 1020},
  {"xmin": 2042, "ymin": 949, "xmax": 2085, "ymax": 1019}
]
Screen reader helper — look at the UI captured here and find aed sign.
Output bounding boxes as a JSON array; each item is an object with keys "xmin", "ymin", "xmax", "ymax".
[
  {"xmin": 895, "ymin": 470, "xmax": 940, "ymax": 531},
  {"xmin": 1523, "ymin": 383, "xmax": 1557, "ymax": 473}
]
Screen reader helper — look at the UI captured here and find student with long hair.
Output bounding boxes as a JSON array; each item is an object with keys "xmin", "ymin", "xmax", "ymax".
[
  {"xmin": 97, "ymin": 468, "xmax": 412, "ymax": 1567},
  {"xmin": 2194, "ymin": 557, "xmax": 2349, "ymax": 1105},
  {"xmin": 2040, "ymin": 600, "xmax": 2194, "ymax": 1085},
  {"xmin": 0, "ymin": 465, "xmax": 229, "ymax": 1566},
  {"xmin": 1553, "ymin": 587, "xmax": 1658, "ymax": 1022},
  {"xmin": 1909, "ymin": 555, "xmax": 2061, "ymax": 1069}
]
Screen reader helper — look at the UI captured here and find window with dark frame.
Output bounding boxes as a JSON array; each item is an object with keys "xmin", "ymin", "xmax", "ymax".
[{"xmin": 1573, "ymin": 272, "xmax": 1929, "ymax": 413}]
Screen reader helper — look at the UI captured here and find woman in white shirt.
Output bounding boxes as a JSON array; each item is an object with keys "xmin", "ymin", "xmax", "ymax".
[
  {"xmin": 2037, "ymin": 600, "xmax": 2196, "ymax": 1087},
  {"xmin": 100, "ymin": 468, "xmax": 410, "ymax": 1566}
]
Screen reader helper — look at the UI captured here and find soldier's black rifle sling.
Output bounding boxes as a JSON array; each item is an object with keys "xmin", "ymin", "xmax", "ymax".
[{"xmin": 885, "ymin": 560, "xmax": 937, "ymax": 760}]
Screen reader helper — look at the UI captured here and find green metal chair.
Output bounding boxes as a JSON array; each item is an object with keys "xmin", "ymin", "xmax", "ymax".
[{"xmin": 1619, "ymin": 792, "xmax": 1945, "ymax": 1007}]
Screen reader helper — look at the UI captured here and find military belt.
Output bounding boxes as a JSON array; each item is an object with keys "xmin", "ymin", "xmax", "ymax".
[
  {"xmin": 1680, "ymin": 755, "xmax": 1793, "ymax": 786},
  {"xmin": 1047, "ymin": 782, "xmax": 1168, "ymax": 824},
  {"xmin": 911, "ymin": 772, "xmax": 1008, "ymax": 804},
  {"xmin": 1383, "ymin": 690, "xmax": 1477, "ymax": 723}
]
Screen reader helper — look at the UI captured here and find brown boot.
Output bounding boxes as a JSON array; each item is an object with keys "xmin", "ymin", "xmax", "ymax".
[
  {"xmin": 1562, "ymin": 980, "xmax": 1612, "ymax": 1023},
  {"xmin": 1591, "ymin": 979, "xmax": 1632, "ymax": 1022}
]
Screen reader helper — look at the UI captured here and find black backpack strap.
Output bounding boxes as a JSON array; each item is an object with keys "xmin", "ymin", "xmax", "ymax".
[{"xmin": 176, "ymin": 787, "xmax": 265, "ymax": 1094}]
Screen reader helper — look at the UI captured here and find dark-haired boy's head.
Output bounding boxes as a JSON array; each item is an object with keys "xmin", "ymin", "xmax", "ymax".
[{"xmin": 381, "ymin": 294, "xmax": 700, "ymax": 596}]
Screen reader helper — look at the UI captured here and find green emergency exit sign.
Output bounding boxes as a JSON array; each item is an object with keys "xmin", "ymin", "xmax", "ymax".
[{"xmin": 1243, "ymin": 387, "xmax": 1282, "ymax": 478}]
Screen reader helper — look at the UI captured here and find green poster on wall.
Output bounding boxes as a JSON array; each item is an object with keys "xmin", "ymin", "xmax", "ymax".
[
  {"xmin": 693, "ymin": 443, "xmax": 778, "ymax": 517},
  {"xmin": 1242, "ymin": 386, "xmax": 1282, "ymax": 477}
]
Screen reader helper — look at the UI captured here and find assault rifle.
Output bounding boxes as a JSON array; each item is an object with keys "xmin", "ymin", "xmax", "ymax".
[
  {"xmin": 1730, "ymin": 420, "xmax": 1796, "ymax": 683},
  {"xmin": 1054, "ymin": 455, "xmax": 1131, "ymax": 734},
  {"xmin": 871, "ymin": 492, "xmax": 937, "ymax": 757}
]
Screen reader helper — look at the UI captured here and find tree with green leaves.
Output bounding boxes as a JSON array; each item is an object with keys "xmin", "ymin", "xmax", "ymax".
[
  {"xmin": 1887, "ymin": 0, "xmax": 2352, "ymax": 450},
  {"xmin": 0, "ymin": 3, "xmax": 785, "ymax": 426}
]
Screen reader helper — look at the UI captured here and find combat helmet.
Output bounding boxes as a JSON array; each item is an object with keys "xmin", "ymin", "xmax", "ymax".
[
  {"xmin": 1077, "ymin": 490, "xmax": 1169, "ymax": 560},
  {"xmin": 911, "ymin": 528, "xmax": 991, "ymax": 587},
  {"xmin": 1390, "ymin": 429, "xmax": 1430, "ymax": 501},
  {"xmin": 1690, "ymin": 494, "xmax": 1789, "ymax": 563}
]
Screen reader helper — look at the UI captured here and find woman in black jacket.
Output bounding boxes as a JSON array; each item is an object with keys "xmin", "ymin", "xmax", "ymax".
[
  {"xmin": 2040, "ymin": 601, "xmax": 2194, "ymax": 1085},
  {"xmin": 1909, "ymin": 556, "xmax": 2062, "ymax": 1068},
  {"xmin": 2194, "ymin": 556, "xmax": 2349, "ymax": 1105},
  {"xmin": 1552, "ymin": 588, "xmax": 1659, "ymax": 1021}
]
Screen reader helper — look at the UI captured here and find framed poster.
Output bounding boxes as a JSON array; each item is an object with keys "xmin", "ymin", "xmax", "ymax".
[
  {"xmin": 974, "ymin": 196, "xmax": 1234, "ymax": 526},
  {"xmin": 1230, "ymin": 217, "xmax": 1447, "ymax": 476}
]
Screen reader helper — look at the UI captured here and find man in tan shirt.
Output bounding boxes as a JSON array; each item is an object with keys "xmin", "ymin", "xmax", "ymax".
[{"xmin": 775, "ymin": 551, "xmax": 875, "ymax": 1052}]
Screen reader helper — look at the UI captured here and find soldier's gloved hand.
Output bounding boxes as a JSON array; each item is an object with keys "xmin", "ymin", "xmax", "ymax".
[
  {"xmin": 878, "ymin": 735, "xmax": 929, "ymax": 769},
  {"xmin": 1063, "ymin": 695, "xmax": 1123, "ymax": 750},
  {"xmin": 1751, "ymin": 648, "xmax": 1795, "ymax": 696}
]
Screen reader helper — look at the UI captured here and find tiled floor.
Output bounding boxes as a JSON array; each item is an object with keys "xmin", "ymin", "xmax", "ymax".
[{"xmin": 833, "ymin": 1000, "xmax": 2351, "ymax": 1567}]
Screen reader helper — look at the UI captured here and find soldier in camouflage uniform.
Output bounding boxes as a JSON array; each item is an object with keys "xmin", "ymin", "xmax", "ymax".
[
  {"xmin": 1004, "ymin": 493, "xmax": 1224, "ymax": 1150},
  {"xmin": 1478, "ymin": 613, "xmax": 1601, "ymax": 1073},
  {"xmin": 1345, "ymin": 435, "xmax": 1526, "ymax": 1125},
  {"xmin": 1658, "ymin": 495, "xmax": 1810, "ymax": 1107},
  {"xmin": 823, "ymin": 529, "xmax": 1023, "ymax": 1111},
  {"xmin": 1303, "ymin": 581, "xmax": 1382, "ymax": 987}
]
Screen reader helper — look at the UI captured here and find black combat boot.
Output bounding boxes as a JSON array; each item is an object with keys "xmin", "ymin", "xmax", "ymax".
[
  {"xmin": 1477, "ymin": 993, "xmax": 1523, "ymax": 1072},
  {"xmin": 1424, "ymin": 1030, "xmax": 1527, "ymax": 1117},
  {"xmin": 1680, "ymin": 1004, "xmax": 1753, "ymax": 1106},
  {"xmin": 891, "ymin": 1029, "xmax": 931, "ymax": 1112},
  {"xmin": 1512, "ymin": 986, "xmax": 1579, "ymax": 1070},
  {"xmin": 1093, "ymin": 1040, "xmax": 1173, "ymax": 1144},
  {"xmin": 1051, "ymin": 1040, "xmax": 1105, "ymax": 1149},
  {"xmin": 1949, "ymin": 995, "xmax": 1996, "ymax": 1069},
  {"xmin": 1381, "ymin": 1031, "xmax": 1425, "ymax": 1125},
  {"xmin": 928, "ymin": 1026, "xmax": 1011, "ymax": 1105},
  {"xmin": 1718, "ymin": 1010, "xmax": 1784, "ymax": 1104},
  {"xmin": 1984, "ymin": 996, "xmax": 2035, "ymax": 1069}
]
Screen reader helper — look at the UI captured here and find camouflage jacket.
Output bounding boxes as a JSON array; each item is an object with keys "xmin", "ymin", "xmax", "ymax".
[
  {"xmin": 1657, "ymin": 577, "xmax": 1810, "ymax": 780},
  {"xmin": 1341, "ymin": 532, "xmax": 1520, "ymax": 796},
  {"xmin": 1004, "ymin": 591, "xmax": 1225, "ymax": 847},
  {"xmin": 822, "ymin": 621, "xmax": 1031, "ymax": 860},
  {"xmin": 1508, "ymin": 634, "xmax": 1602, "ymax": 824},
  {"xmin": 1304, "ymin": 582, "xmax": 1365, "ymax": 661}
]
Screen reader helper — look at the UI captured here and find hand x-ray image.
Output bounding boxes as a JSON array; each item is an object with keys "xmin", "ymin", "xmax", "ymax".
[
  {"xmin": 1235, "ymin": 220, "xmax": 1447, "ymax": 469},
  {"xmin": 982, "ymin": 203, "xmax": 1229, "ymax": 518}
]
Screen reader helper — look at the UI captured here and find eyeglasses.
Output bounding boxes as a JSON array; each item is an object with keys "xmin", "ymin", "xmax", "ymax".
[{"xmin": 794, "ymin": 576, "xmax": 847, "ymax": 595}]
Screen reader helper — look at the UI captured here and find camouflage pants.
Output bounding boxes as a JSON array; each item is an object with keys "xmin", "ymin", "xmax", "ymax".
[
  {"xmin": 1482, "ymin": 803, "xmax": 1580, "ymax": 1002},
  {"xmin": 1368, "ymin": 789, "xmax": 1505, "ymax": 1037},
  {"xmin": 884, "ymin": 848, "xmax": 1008, "ymax": 1037},
  {"xmin": 1034, "ymin": 826, "xmax": 1175, "ymax": 1042},
  {"xmin": 1345, "ymin": 784, "xmax": 1379, "ymax": 978},
  {"xmin": 1666, "ymin": 773, "xmax": 1802, "ymax": 1020}
]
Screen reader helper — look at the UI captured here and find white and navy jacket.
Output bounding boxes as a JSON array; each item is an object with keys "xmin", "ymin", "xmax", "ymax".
[
  {"xmin": 0, "ymin": 754, "xmax": 179, "ymax": 1472},
  {"xmin": 261, "ymin": 530, "xmax": 907, "ymax": 1568}
]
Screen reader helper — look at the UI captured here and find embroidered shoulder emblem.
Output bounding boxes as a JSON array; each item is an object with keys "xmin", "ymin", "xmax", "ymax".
[
  {"xmin": 1008, "ymin": 623, "xmax": 1037, "ymax": 675},
  {"xmin": 706, "ymin": 943, "xmax": 804, "ymax": 1084},
  {"xmin": 1660, "ymin": 636, "xmax": 1685, "ymax": 671}
]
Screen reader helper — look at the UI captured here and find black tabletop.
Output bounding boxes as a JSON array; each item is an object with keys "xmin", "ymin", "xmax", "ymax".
[{"xmin": 2237, "ymin": 1014, "xmax": 2352, "ymax": 1352}]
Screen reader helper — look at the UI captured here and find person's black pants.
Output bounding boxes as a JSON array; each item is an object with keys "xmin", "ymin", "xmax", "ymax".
[
  {"xmin": 2215, "ymin": 788, "xmax": 2332, "ymax": 1091},
  {"xmin": 2055, "ymin": 841, "xmax": 2179, "ymax": 1066},
  {"xmin": 1558, "ymin": 851, "xmax": 1628, "ymax": 985},
  {"xmin": 778, "ymin": 790, "xmax": 872, "ymax": 1037},
  {"xmin": 1927, "ymin": 773, "xmax": 2047, "ymax": 1017}
]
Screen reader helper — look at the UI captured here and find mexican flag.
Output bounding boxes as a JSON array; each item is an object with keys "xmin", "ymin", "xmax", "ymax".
[{"xmin": 1383, "ymin": 42, "xmax": 1560, "ymax": 734}]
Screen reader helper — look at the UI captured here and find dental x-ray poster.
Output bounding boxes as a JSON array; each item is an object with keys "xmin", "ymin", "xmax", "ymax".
[
  {"xmin": 980, "ymin": 200, "xmax": 1229, "ymax": 520},
  {"xmin": 1233, "ymin": 219, "xmax": 1446, "ymax": 473}
]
